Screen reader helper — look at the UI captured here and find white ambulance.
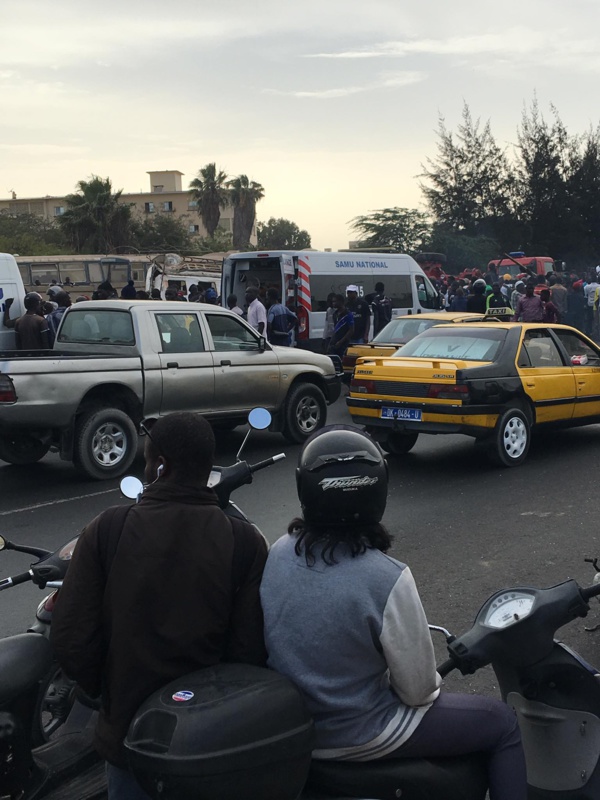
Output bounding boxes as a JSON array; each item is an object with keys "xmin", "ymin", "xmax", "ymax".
[
  {"xmin": 0, "ymin": 253, "xmax": 26, "ymax": 349},
  {"xmin": 221, "ymin": 250, "xmax": 440, "ymax": 349}
]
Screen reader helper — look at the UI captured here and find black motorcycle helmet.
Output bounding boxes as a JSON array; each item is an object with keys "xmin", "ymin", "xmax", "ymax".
[{"xmin": 296, "ymin": 426, "xmax": 388, "ymax": 526}]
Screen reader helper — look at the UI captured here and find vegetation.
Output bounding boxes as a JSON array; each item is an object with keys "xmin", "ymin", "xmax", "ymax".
[
  {"xmin": 257, "ymin": 217, "xmax": 311, "ymax": 249},
  {"xmin": 0, "ymin": 212, "xmax": 70, "ymax": 255},
  {"xmin": 57, "ymin": 176, "xmax": 133, "ymax": 253},
  {"xmin": 350, "ymin": 208, "xmax": 431, "ymax": 253},
  {"xmin": 189, "ymin": 163, "xmax": 229, "ymax": 238},
  {"xmin": 227, "ymin": 175, "xmax": 265, "ymax": 249}
]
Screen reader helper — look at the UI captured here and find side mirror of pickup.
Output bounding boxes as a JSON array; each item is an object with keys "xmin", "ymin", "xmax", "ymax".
[{"xmin": 258, "ymin": 336, "xmax": 266, "ymax": 352}]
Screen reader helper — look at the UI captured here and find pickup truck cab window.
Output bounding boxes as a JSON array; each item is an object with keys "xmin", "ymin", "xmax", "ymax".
[
  {"xmin": 58, "ymin": 309, "xmax": 135, "ymax": 344},
  {"xmin": 156, "ymin": 314, "xmax": 205, "ymax": 353},
  {"xmin": 206, "ymin": 314, "xmax": 260, "ymax": 352}
]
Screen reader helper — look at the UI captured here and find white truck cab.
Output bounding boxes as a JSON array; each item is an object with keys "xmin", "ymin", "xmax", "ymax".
[{"xmin": 0, "ymin": 253, "xmax": 26, "ymax": 350}]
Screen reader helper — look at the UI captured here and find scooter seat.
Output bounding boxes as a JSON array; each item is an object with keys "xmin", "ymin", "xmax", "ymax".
[
  {"xmin": 0, "ymin": 633, "xmax": 52, "ymax": 705},
  {"xmin": 307, "ymin": 752, "xmax": 488, "ymax": 800}
]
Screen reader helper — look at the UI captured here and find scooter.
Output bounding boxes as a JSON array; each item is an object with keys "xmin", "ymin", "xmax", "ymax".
[
  {"xmin": 123, "ymin": 561, "xmax": 600, "ymax": 800},
  {"xmin": 0, "ymin": 407, "xmax": 285, "ymax": 800}
]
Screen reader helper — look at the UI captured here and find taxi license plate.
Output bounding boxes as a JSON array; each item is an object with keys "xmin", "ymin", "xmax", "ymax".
[{"xmin": 381, "ymin": 407, "xmax": 422, "ymax": 422}]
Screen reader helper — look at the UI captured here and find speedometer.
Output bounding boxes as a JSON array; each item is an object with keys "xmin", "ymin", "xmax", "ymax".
[{"xmin": 483, "ymin": 592, "xmax": 535, "ymax": 629}]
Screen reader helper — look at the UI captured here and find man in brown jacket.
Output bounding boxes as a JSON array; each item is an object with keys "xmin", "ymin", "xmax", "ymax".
[{"xmin": 51, "ymin": 412, "xmax": 268, "ymax": 800}]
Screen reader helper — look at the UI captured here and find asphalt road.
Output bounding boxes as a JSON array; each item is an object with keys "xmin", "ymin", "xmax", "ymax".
[{"xmin": 2, "ymin": 394, "xmax": 600, "ymax": 701}]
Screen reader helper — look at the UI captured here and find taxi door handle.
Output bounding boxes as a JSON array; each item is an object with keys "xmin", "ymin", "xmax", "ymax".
[{"xmin": 525, "ymin": 381, "xmax": 535, "ymax": 388}]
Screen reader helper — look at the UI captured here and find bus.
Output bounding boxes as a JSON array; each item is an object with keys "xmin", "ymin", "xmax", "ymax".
[{"xmin": 15, "ymin": 254, "xmax": 145, "ymax": 295}]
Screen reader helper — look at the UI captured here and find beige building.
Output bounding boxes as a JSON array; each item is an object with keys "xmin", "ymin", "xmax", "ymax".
[{"xmin": 0, "ymin": 170, "xmax": 255, "ymax": 243}]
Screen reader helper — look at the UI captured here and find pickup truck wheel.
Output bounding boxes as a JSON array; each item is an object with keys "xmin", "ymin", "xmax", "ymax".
[
  {"xmin": 384, "ymin": 431, "xmax": 419, "ymax": 456},
  {"xmin": 0, "ymin": 435, "xmax": 50, "ymax": 465},
  {"xmin": 74, "ymin": 407, "xmax": 138, "ymax": 480},
  {"xmin": 488, "ymin": 408, "xmax": 530, "ymax": 467},
  {"xmin": 283, "ymin": 383, "xmax": 326, "ymax": 443}
]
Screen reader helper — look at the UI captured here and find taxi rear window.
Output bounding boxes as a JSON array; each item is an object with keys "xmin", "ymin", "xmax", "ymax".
[{"xmin": 398, "ymin": 328, "xmax": 507, "ymax": 362}]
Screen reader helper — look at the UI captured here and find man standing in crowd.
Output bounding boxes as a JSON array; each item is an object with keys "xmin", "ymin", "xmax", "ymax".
[
  {"xmin": 52, "ymin": 413, "xmax": 268, "ymax": 800},
  {"xmin": 327, "ymin": 294, "xmax": 354, "ymax": 357},
  {"xmin": 367, "ymin": 282, "xmax": 393, "ymax": 336},
  {"xmin": 345, "ymin": 285, "xmax": 370, "ymax": 343},
  {"xmin": 245, "ymin": 287, "xmax": 267, "ymax": 337},
  {"xmin": 46, "ymin": 291, "xmax": 72, "ymax": 345},
  {"xmin": 584, "ymin": 273, "xmax": 599, "ymax": 336},
  {"xmin": 266, "ymin": 288, "xmax": 297, "ymax": 347},
  {"xmin": 227, "ymin": 294, "xmax": 244, "ymax": 316},
  {"xmin": 4, "ymin": 293, "xmax": 51, "ymax": 350},
  {"xmin": 549, "ymin": 276, "xmax": 568, "ymax": 320},
  {"xmin": 120, "ymin": 280, "xmax": 137, "ymax": 299},
  {"xmin": 514, "ymin": 284, "xmax": 544, "ymax": 322}
]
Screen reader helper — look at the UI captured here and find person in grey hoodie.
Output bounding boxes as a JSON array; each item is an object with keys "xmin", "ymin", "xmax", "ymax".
[{"xmin": 260, "ymin": 426, "xmax": 527, "ymax": 800}]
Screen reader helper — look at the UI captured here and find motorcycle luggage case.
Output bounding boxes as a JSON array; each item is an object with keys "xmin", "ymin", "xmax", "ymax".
[{"xmin": 125, "ymin": 663, "xmax": 314, "ymax": 800}]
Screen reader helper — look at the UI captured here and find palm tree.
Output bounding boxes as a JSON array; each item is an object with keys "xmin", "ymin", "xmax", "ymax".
[
  {"xmin": 189, "ymin": 163, "xmax": 229, "ymax": 238},
  {"xmin": 227, "ymin": 175, "xmax": 265, "ymax": 248},
  {"xmin": 58, "ymin": 176, "xmax": 133, "ymax": 253}
]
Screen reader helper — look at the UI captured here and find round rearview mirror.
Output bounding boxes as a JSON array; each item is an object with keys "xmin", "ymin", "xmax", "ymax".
[
  {"xmin": 0, "ymin": 535, "xmax": 5, "ymax": 551},
  {"xmin": 248, "ymin": 407, "xmax": 272, "ymax": 431},
  {"xmin": 120, "ymin": 476, "xmax": 144, "ymax": 500}
]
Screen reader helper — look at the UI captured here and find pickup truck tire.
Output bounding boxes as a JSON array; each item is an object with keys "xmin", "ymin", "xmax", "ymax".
[
  {"xmin": 384, "ymin": 431, "xmax": 419, "ymax": 455},
  {"xmin": 0, "ymin": 435, "xmax": 50, "ymax": 465},
  {"xmin": 283, "ymin": 383, "xmax": 326, "ymax": 443},
  {"xmin": 487, "ymin": 407, "xmax": 530, "ymax": 467},
  {"xmin": 74, "ymin": 407, "xmax": 138, "ymax": 480}
]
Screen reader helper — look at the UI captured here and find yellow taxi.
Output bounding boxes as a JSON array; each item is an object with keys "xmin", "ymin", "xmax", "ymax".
[
  {"xmin": 342, "ymin": 312, "xmax": 485, "ymax": 378},
  {"xmin": 347, "ymin": 321, "xmax": 600, "ymax": 467}
]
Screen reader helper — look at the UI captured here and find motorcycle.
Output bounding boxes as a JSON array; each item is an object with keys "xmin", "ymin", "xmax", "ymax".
[
  {"xmin": 0, "ymin": 407, "xmax": 285, "ymax": 800},
  {"xmin": 124, "ymin": 562, "xmax": 600, "ymax": 800}
]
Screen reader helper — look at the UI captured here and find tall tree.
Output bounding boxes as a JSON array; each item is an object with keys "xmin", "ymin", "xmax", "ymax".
[
  {"xmin": 566, "ymin": 127, "xmax": 600, "ymax": 266},
  {"xmin": 227, "ymin": 175, "xmax": 265, "ymax": 248},
  {"xmin": 189, "ymin": 163, "xmax": 229, "ymax": 238},
  {"xmin": 58, "ymin": 176, "xmax": 133, "ymax": 253},
  {"xmin": 349, "ymin": 207, "xmax": 431, "ymax": 253},
  {"xmin": 514, "ymin": 99, "xmax": 576, "ymax": 258},
  {"xmin": 420, "ymin": 104, "xmax": 515, "ymax": 243},
  {"xmin": 131, "ymin": 212, "xmax": 195, "ymax": 253},
  {"xmin": 0, "ymin": 211, "xmax": 69, "ymax": 255},
  {"xmin": 257, "ymin": 217, "xmax": 311, "ymax": 249}
]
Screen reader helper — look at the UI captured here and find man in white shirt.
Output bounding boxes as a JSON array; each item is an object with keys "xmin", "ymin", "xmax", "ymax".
[
  {"xmin": 227, "ymin": 294, "xmax": 244, "ymax": 316},
  {"xmin": 584, "ymin": 276, "xmax": 599, "ymax": 336},
  {"xmin": 245, "ymin": 288, "xmax": 267, "ymax": 338}
]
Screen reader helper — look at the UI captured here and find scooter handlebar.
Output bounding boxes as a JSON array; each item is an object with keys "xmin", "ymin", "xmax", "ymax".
[
  {"xmin": 0, "ymin": 570, "xmax": 32, "ymax": 592},
  {"xmin": 437, "ymin": 658, "xmax": 457, "ymax": 678},
  {"xmin": 250, "ymin": 453, "xmax": 286, "ymax": 473}
]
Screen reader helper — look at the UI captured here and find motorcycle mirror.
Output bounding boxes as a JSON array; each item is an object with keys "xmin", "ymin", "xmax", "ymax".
[
  {"xmin": 120, "ymin": 476, "xmax": 144, "ymax": 500},
  {"xmin": 236, "ymin": 407, "xmax": 272, "ymax": 462},
  {"xmin": 248, "ymin": 407, "xmax": 272, "ymax": 430},
  {"xmin": 0, "ymin": 535, "xmax": 5, "ymax": 551}
]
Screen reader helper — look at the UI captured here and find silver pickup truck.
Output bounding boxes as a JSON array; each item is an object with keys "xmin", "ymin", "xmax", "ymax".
[{"xmin": 0, "ymin": 301, "xmax": 341, "ymax": 479}]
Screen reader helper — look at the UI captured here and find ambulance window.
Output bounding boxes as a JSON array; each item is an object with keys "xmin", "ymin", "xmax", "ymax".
[
  {"xmin": 308, "ymin": 275, "xmax": 413, "ymax": 311},
  {"xmin": 414, "ymin": 275, "xmax": 439, "ymax": 309}
]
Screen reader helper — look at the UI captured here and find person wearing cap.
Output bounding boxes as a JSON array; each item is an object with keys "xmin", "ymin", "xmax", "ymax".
[
  {"xmin": 511, "ymin": 281, "xmax": 526, "ymax": 312},
  {"xmin": 345, "ymin": 285, "xmax": 370, "ymax": 343}
]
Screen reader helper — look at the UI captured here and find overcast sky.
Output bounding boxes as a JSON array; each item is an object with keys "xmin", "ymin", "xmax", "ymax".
[{"xmin": 2, "ymin": 0, "xmax": 600, "ymax": 249}]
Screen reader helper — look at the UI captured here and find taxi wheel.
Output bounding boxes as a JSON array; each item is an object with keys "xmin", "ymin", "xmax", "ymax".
[
  {"xmin": 384, "ymin": 431, "xmax": 419, "ymax": 456},
  {"xmin": 488, "ymin": 408, "xmax": 530, "ymax": 467}
]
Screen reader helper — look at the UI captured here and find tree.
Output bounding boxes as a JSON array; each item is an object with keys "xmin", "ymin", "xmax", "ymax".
[
  {"xmin": 257, "ymin": 217, "xmax": 311, "ymax": 249},
  {"xmin": 426, "ymin": 224, "xmax": 500, "ymax": 272},
  {"xmin": 131, "ymin": 212, "xmax": 195, "ymax": 253},
  {"xmin": 0, "ymin": 211, "xmax": 69, "ymax": 255},
  {"xmin": 420, "ymin": 104, "xmax": 515, "ymax": 243},
  {"xmin": 566, "ymin": 127, "xmax": 600, "ymax": 267},
  {"xmin": 227, "ymin": 175, "xmax": 265, "ymax": 248},
  {"xmin": 58, "ymin": 176, "xmax": 133, "ymax": 253},
  {"xmin": 349, "ymin": 207, "xmax": 431, "ymax": 253},
  {"xmin": 189, "ymin": 163, "xmax": 229, "ymax": 238}
]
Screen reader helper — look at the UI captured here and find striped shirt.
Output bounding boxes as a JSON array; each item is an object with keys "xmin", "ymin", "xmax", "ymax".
[{"xmin": 260, "ymin": 535, "xmax": 441, "ymax": 760}]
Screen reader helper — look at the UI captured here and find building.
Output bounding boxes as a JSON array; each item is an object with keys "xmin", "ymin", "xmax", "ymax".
[{"xmin": 0, "ymin": 170, "xmax": 255, "ymax": 244}]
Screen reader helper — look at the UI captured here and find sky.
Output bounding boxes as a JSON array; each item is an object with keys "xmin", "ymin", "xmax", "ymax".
[{"xmin": 2, "ymin": 0, "xmax": 600, "ymax": 249}]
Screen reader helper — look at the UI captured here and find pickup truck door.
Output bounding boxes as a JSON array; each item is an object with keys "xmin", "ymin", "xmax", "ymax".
[
  {"xmin": 155, "ymin": 312, "xmax": 215, "ymax": 414},
  {"xmin": 204, "ymin": 312, "xmax": 280, "ymax": 413}
]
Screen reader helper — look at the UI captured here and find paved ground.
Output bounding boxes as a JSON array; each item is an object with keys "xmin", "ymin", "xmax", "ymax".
[{"xmin": 2, "ymin": 394, "xmax": 600, "ymax": 702}]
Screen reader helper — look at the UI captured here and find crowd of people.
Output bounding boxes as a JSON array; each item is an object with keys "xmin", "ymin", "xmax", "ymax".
[{"xmin": 437, "ymin": 265, "xmax": 600, "ymax": 339}]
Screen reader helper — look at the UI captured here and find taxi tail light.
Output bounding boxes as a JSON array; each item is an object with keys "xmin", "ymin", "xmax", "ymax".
[
  {"xmin": 0, "ymin": 375, "xmax": 17, "ymax": 404},
  {"xmin": 428, "ymin": 383, "xmax": 470, "ymax": 401},
  {"xmin": 351, "ymin": 378, "xmax": 375, "ymax": 394}
]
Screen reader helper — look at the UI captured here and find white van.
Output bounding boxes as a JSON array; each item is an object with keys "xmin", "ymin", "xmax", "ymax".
[
  {"xmin": 221, "ymin": 250, "xmax": 440, "ymax": 348},
  {"xmin": 0, "ymin": 253, "xmax": 26, "ymax": 350}
]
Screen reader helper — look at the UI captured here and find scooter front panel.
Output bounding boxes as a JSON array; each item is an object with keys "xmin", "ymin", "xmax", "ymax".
[{"xmin": 508, "ymin": 692, "xmax": 600, "ymax": 792}]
